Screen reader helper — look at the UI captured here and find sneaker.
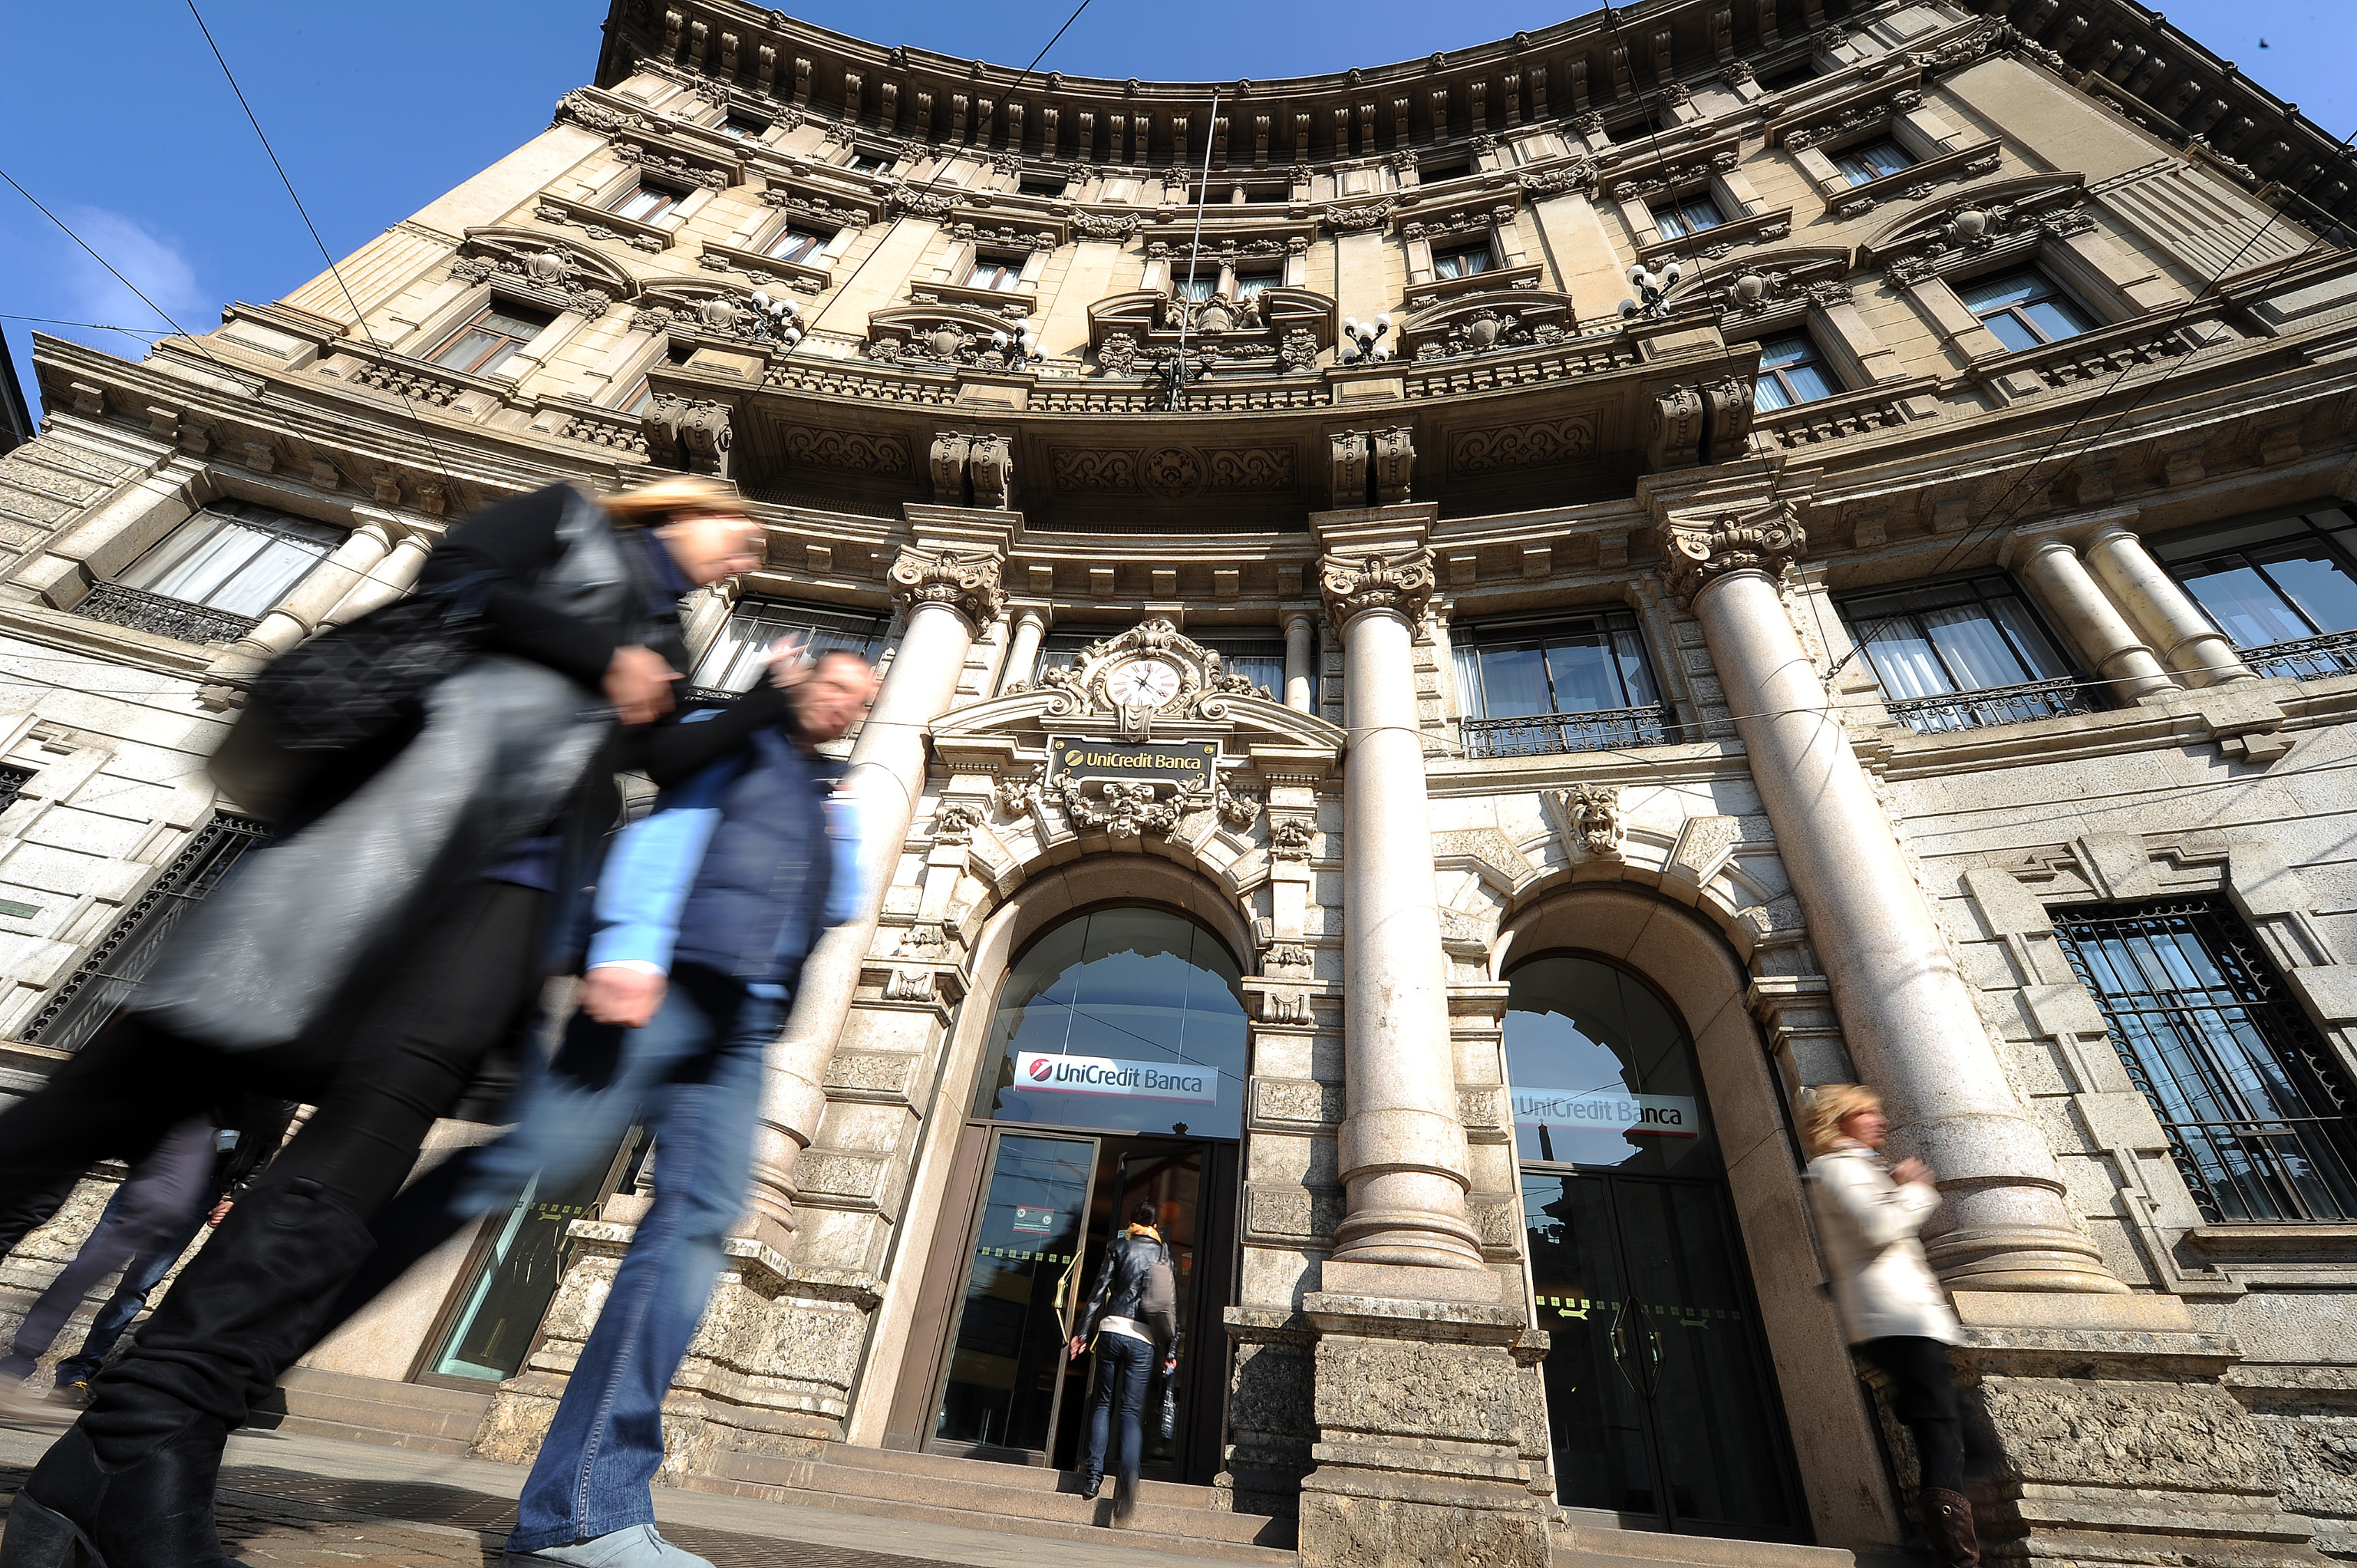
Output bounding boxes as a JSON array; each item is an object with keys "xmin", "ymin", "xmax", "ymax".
[
  {"xmin": 48, "ymin": 1380, "xmax": 92, "ymax": 1409},
  {"xmin": 505, "ymin": 1524, "xmax": 715, "ymax": 1566}
]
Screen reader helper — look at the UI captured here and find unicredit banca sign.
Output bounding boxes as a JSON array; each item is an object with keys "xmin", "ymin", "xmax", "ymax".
[
  {"xmin": 1513, "ymin": 1087, "xmax": 1699, "ymax": 1138},
  {"xmin": 1013, "ymin": 1051, "xmax": 1218, "ymax": 1104}
]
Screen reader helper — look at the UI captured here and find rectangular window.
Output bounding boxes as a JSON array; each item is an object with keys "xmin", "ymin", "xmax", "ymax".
[
  {"xmin": 1234, "ymin": 268, "xmax": 1281, "ymax": 299},
  {"xmin": 1018, "ymin": 173, "xmax": 1066, "ymax": 197},
  {"xmin": 2055, "ymin": 901, "xmax": 2357, "ymax": 1224},
  {"xmin": 2153, "ymin": 506, "xmax": 2357, "ymax": 672},
  {"xmin": 718, "ymin": 114, "xmax": 767, "ymax": 140},
  {"xmin": 1755, "ymin": 61, "xmax": 1820, "ymax": 92},
  {"xmin": 1173, "ymin": 271, "xmax": 1218, "ymax": 303},
  {"xmin": 964, "ymin": 255, "xmax": 1024, "ymax": 292},
  {"xmin": 689, "ymin": 598, "xmax": 890, "ymax": 697},
  {"xmin": 1421, "ymin": 156, "xmax": 1473, "ymax": 183},
  {"xmin": 429, "ymin": 300, "xmax": 555, "ymax": 378},
  {"xmin": 1956, "ymin": 267, "xmax": 2096, "ymax": 351},
  {"xmin": 846, "ymin": 151, "xmax": 892, "ymax": 173},
  {"xmin": 21, "ymin": 812, "xmax": 269, "ymax": 1054},
  {"xmin": 1839, "ymin": 572, "xmax": 2082, "ymax": 733},
  {"xmin": 1653, "ymin": 190, "xmax": 1726, "ymax": 240},
  {"xmin": 115, "ymin": 500, "xmax": 344, "ymax": 619},
  {"xmin": 1454, "ymin": 610, "xmax": 1671, "ymax": 757},
  {"xmin": 1833, "ymin": 137, "xmax": 1917, "ymax": 186},
  {"xmin": 1432, "ymin": 241, "xmax": 1494, "ymax": 281},
  {"xmin": 1752, "ymin": 331, "xmax": 1841, "ymax": 410},
  {"xmin": 765, "ymin": 224, "xmax": 830, "ymax": 264},
  {"xmin": 0, "ymin": 763, "xmax": 31, "ymax": 819},
  {"xmin": 1192, "ymin": 628, "xmax": 1287, "ymax": 699},
  {"xmin": 1607, "ymin": 115, "xmax": 1669, "ymax": 146},
  {"xmin": 608, "ymin": 180, "xmax": 688, "ymax": 223}
]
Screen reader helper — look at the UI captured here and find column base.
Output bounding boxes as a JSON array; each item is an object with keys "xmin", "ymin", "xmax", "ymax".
[{"xmin": 1296, "ymin": 1262, "xmax": 1552, "ymax": 1568}]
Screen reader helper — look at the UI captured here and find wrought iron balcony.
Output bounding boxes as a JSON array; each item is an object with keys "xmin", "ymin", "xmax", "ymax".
[
  {"xmin": 76, "ymin": 583, "xmax": 259, "ymax": 645},
  {"xmin": 1461, "ymin": 704, "xmax": 1678, "ymax": 759},
  {"xmin": 2239, "ymin": 630, "xmax": 2357, "ymax": 682},
  {"xmin": 1883, "ymin": 676, "xmax": 2089, "ymax": 735}
]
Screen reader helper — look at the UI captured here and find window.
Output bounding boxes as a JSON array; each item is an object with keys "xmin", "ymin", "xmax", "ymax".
[
  {"xmin": 1956, "ymin": 268, "xmax": 2097, "ymax": 351},
  {"xmin": 2155, "ymin": 507, "xmax": 2357, "ymax": 675},
  {"xmin": 22, "ymin": 812, "xmax": 269, "ymax": 1054},
  {"xmin": 1840, "ymin": 573, "xmax": 2082, "ymax": 732},
  {"xmin": 1607, "ymin": 116, "xmax": 1669, "ymax": 146},
  {"xmin": 114, "ymin": 500, "xmax": 344, "ymax": 620},
  {"xmin": 608, "ymin": 179, "xmax": 689, "ymax": 223},
  {"xmin": 1421, "ymin": 156, "xmax": 1473, "ymax": 183},
  {"xmin": 1755, "ymin": 61, "xmax": 1819, "ymax": 92},
  {"xmin": 718, "ymin": 113, "xmax": 767, "ymax": 140},
  {"xmin": 2055, "ymin": 901, "xmax": 2357, "ymax": 1224},
  {"xmin": 964, "ymin": 255, "xmax": 1024, "ymax": 292},
  {"xmin": 1173, "ymin": 271, "xmax": 1218, "ymax": 303},
  {"xmin": 1832, "ymin": 137, "xmax": 1917, "ymax": 186},
  {"xmin": 1751, "ymin": 331, "xmax": 1840, "ymax": 410},
  {"xmin": 429, "ymin": 300, "xmax": 554, "ymax": 377},
  {"xmin": 765, "ymin": 224, "xmax": 830, "ymax": 264},
  {"xmin": 1653, "ymin": 190, "xmax": 1726, "ymax": 240},
  {"xmin": 1234, "ymin": 268, "xmax": 1281, "ymax": 300},
  {"xmin": 1017, "ymin": 173, "xmax": 1066, "ymax": 197},
  {"xmin": 1192, "ymin": 628, "xmax": 1287, "ymax": 698},
  {"xmin": 846, "ymin": 150, "xmax": 892, "ymax": 173},
  {"xmin": 1432, "ymin": 240, "xmax": 1494, "ymax": 281},
  {"xmin": 1453, "ymin": 610, "xmax": 1671, "ymax": 757},
  {"xmin": 0, "ymin": 763, "xmax": 31, "ymax": 819},
  {"xmin": 688, "ymin": 598, "xmax": 889, "ymax": 697}
]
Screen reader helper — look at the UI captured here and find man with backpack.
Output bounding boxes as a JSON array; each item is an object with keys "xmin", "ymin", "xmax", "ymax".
[{"xmin": 1069, "ymin": 1202, "xmax": 1182, "ymax": 1525}]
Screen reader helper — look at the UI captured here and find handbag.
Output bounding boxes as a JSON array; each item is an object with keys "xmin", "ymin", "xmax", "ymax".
[
  {"xmin": 1155, "ymin": 1365, "xmax": 1178, "ymax": 1442},
  {"xmin": 207, "ymin": 570, "xmax": 499, "ymax": 820}
]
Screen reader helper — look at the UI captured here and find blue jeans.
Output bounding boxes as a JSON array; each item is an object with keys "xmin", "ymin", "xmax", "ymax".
[
  {"xmin": 1082, "ymin": 1332, "xmax": 1155, "ymax": 1487},
  {"xmin": 503, "ymin": 965, "xmax": 776, "ymax": 1553},
  {"xmin": 54, "ymin": 1207, "xmax": 209, "ymax": 1386}
]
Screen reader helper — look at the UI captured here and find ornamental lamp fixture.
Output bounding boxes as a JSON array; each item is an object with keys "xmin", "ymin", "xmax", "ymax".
[
  {"xmin": 1340, "ymin": 313, "xmax": 1393, "ymax": 362},
  {"xmin": 748, "ymin": 289, "xmax": 804, "ymax": 346},
  {"xmin": 1618, "ymin": 259, "xmax": 1683, "ymax": 320},
  {"xmin": 991, "ymin": 320, "xmax": 1044, "ymax": 364}
]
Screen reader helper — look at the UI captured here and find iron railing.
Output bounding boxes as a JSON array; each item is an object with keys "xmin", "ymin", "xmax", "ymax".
[
  {"xmin": 1462, "ymin": 704, "xmax": 1678, "ymax": 758},
  {"xmin": 76, "ymin": 582, "xmax": 259, "ymax": 645},
  {"xmin": 1882, "ymin": 676, "xmax": 2088, "ymax": 735},
  {"xmin": 0, "ymin": 764, "xmax": 30, "ymax": 819},
  {"xmin": 2238, "ymin": 629, "xmax": 2357, "ymax": 682},
  {"xmin": 2053, "ymin": 901, "xmax": 2357, "ymax": 1224}
]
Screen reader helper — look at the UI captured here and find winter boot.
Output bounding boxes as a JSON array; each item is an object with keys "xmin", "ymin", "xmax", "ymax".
[{"xmin": 1922, "ymin": 1487, "xmax": 1981, "ymax": 1568}]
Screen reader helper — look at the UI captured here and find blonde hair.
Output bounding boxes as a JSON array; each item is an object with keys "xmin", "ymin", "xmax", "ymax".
[
  {"xmin": 599, "ymin": 474, "xmax": 750, "ymax": 524},
  {"xmin": 1797, "ymin": 1082, "xmax": 1882, "ymax": 1159}
]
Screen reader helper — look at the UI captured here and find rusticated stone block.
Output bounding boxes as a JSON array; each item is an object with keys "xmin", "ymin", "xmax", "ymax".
[
  {"xmin": 1979, "ymin": 1375, "xmax": 2283, "ymax": 1495},
  {"xmin": 1314, "ymin": 1337, "xmax": 1521, "ymax": 1447}
]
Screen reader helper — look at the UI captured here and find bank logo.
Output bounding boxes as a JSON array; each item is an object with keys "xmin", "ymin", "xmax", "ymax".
[
  {"xmin": 1012, "ymin": 1050, "xmax": 1218, "ymax": 1104},
  {"xmin": 1512, "ymin": 1088, "xmax": 1700, "ymax": 1138}
]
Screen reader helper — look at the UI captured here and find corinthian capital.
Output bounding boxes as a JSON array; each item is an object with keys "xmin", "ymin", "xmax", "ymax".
[
  {"xmin": 888, "ymin": 547, "xmax": 1007, "ymax": 631},
  {"xmin": 1319, "ymin": 549, "xmax": 1436, "ymax": 637},
  {"xmin": 1656, "ymin": 503, "xmax": 1807, "ymax": 611}
]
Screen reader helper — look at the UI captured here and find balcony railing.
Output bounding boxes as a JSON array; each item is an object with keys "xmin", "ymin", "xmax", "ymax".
[
  {"xmin": 76, "ymin": 583, "xmax": 259, "ymax": 645},
  {"xmin": 1883, "ymin": 676, "xmax": 2089, "ymax": 736},
  {"xmin": 1462, "ymin": 704, "xmax": 1679, "ymax": 759},
  {"xmin": 2239, "ymin": 629, "xmax": 2357, "ymax": 682}
]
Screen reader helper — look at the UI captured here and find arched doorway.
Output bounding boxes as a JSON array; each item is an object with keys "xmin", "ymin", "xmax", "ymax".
[
  {"xmin": 1509, "ymin": 950, "xmax": 1805, "ymax": 1540},
  {"xmin": 914, "ymin": 905, "xmax": 1245, "ymax": 1483}
]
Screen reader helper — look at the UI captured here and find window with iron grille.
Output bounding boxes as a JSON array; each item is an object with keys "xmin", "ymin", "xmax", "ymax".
[
  {"xmin": 21, "ymin": 812, "xmax": 269, "ymax": 1053},
  {"xmin": 1453, "ymin": 609, "xmax": 1673, "ymax": 757},
  {"xmin": 0, "ymin": 764, "xmax": 31, "ymax": 818},
  {"xmin": 2151, "ymin": 505, "xmax": 2357, "ymax": 679},
  {"xmin": 1838, "ymin": 572, "xmax": 2085, "ymax": 733},
  {"xmin": 2053, "ymin": 901, "xmax": 2357, "ymax": 1224},
  {"xmin": 687, "ymin": 598, "xmax": 890, "ymax": 700},
  {"xmin": 80, "ymin": 499, "xmax": 346, "ymax": 644}
]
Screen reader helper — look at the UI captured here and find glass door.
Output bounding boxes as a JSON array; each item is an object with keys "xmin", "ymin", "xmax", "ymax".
[
  {"xmin": 1525, "ymin": 1171, "xmax": 1802, "ymax": 1538},
  {"xmin": 931, "ymin": 1130, "xmax": 1099, "ymax": 1458}
]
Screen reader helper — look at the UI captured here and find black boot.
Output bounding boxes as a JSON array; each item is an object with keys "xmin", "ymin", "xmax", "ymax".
[
  {"xmin": 1112, "ymin": 1466, "xmax": 1140, "ymax": 1526},
  {"xmin": 0, "ymin": 1404, "xmax": 234, "ymax": 1568}
]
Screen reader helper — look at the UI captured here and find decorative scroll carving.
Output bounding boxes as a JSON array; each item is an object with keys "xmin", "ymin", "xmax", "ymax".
[
  {"xmin": 925, "ymin": 430, "xmax": 1014, "ymax": 509},
  {"xmin": 1908, "ymin": 19, "xmax": 2068, "ymax": 80},
  {"xmin": 1399, "ymin": 288, "xmax": 1575, "ymax": 363},
  {"xmin": 611, "ymin": 142, "xmax": 730, "ymax": 190},
  {"xmin": 1320, "ymin": 550, "xmax": 1436, "ymax": 635},
  {"xmin": 1451, "ymin": 416, "xmax": 1597, "ymax": 475},
  {"xmin": 1370, "ymin": 428, "xmax": 1415, "ymax": 506},
  {"xmin": 776, "ymin": 426, "xmax": 908, "ymax": 476},
  {"xmin": 1872, "ymin": 185, "xmax": 2097, "ymax": 285},
  {"xmin": 866, "ymin": 304, "xmax": 1034, "ymax": 371},
  {"xmin": 1779, "ymin": 89, "xmax": 1924, "ymax": 152},
  {"xmin": 888, "ymin": 547, "xmax": 1006, "ymax": 630},
  {"xmin": 1648, "ymin": 384, "xmax": 1707, "ymax": 470},
  {"xmin": 641, "ymin": 394, "xmax": 732, "ymax": 476},
  {"xmin": 1656, "ymin": 502, "xmax": 1807, "ymax": 609},
  {"xmin": 1321, "ymin": 199, "xmax": 1399, "ymax": 232},
  {"xmin": 447, "ymin": 234, "xmax": 633, "ymax": 318},
  {"xmin": 1048, "ymin": 446, "xmax": 1294, "ymax": 497},
  {"xmin": 1030, "ymin": 618, "xmax": 1272, "ymax": 732},
  {"xmin": 1608, "ymin": 147, "xmax": 1741, "ymax": 203},
  {"xmin": 1549, "ymin": 784, "xmax": 1624, "ymax": 857},
  {"xmin": 1073, "ymin": 211, "xmax": 1144, "ymax": 240},
  {"xmin": 1052, "ymin": 772, "xmax": 1258, "ymax": 840}
]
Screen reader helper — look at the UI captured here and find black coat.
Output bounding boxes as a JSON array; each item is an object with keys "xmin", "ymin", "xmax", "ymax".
[{"xmin": 1079, "ymin": 1231, "xmax": 1182, "ymax": 1359}]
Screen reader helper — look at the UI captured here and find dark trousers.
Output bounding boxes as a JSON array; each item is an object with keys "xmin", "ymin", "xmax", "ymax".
[
  {"xmin": 1860, "ymin": 1335, "xmax": 1993, "ymax": 1496},
  {"xmin": 0, "ymin": 1174, "xmax": 80, "ymax": 1260},
  {"xmin": 54, "ymin": 1205, "xmax": 209, "ymax": 1387},
  {"xmin": 0, "ymin": 879, "xmax": 545, "ymax": 1432},
  {"xmin": 1082, "ymin": 1332, "xmax": 1155, "ymax": 1488}
]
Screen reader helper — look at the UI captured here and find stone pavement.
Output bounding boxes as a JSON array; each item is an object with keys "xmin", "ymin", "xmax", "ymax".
[{"xmin": 0, "ymin": 1414, "xmax": 1231, "ymax": 1567}]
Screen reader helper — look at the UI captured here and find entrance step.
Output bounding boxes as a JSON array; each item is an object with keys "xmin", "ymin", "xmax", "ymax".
[
  {"xmin": 252, "ymin": 1366, "xmax": 493, "ymax": 1457},
  {"xmin": 684, "ymin": 1440, "xmax": 1298, "ymax": 1563},
  {"xmin": 1551, "ymin": 1509, "xmax": 1925, "ymax": 1568}
]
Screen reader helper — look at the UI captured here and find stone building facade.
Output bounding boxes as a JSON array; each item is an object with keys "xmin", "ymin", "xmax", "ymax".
[{"xmin": 5, "ymin": 0, "xmax": 2357, "ymax": 1562}]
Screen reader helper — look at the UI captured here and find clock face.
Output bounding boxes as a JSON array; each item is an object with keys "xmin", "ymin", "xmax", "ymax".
[{"xmin": 1107, "ymin": 657, "xmax": 1183, "ymax": 708}]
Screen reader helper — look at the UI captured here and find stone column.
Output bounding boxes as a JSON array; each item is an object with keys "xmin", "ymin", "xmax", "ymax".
[
  {"xmin": 316, "ymin": 527, "xmax": 432, "ymax": 631},
  {"xmin": 202, "ymin": 519, "xmax": 398, "ymax": 687},
  {"xmin": 2082, "ymin": 522, "xmax": 2257, "ymax": 687},
  {"xmin": 996, "ymin": 605, "xmax": 1046, "ymax": 695},
  {"xmin": 739, "ymin": 544, "xmax": 1007, "ymax": 1250},
  {"xmin": 1320, "ymin": 551, "xmax": 1483, "ymax": 1272},
  {"xmin": 1660, "ymin": 507, "xmax": 2123, "ymax": 1295},
  {"xmin": 2003, "ymin": 534, "xmax": 2177, "ymax": 703},
  {"xmin": 1284, "ymin": 608, "xmax": 1316, "ymax": 712}
]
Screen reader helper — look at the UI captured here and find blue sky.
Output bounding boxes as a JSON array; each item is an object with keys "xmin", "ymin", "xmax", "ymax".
[{"xmin": 4, "ymin": 1, "xmax": 2352, "ymax": 416}]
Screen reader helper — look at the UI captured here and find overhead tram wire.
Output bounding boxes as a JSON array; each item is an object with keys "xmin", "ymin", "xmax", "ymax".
[
  {"xmin": 1167, "ymin": 87, "xmax": 1222, "ymax": 410},
  {"xmin": 181, "ymin": 0, "xmax": 460, "ymax": 496}
]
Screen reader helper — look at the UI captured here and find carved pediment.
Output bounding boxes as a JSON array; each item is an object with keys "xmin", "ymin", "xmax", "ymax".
[
  {"xmin": 1855, "ymin": 175, "xmax": 2092, "ymax": 282},
  {"xmin": 452, "ymin": 228, "xmax": 640, "ymax": 316},
  {"xmin": 1664, "ymin": 246, "xmax": 1851, "ymax": 321},
  {"xmin": 866, "ymin": 302, "xmax": 1035, "ymax": 371},
  {"xmin": 1086, "ymin": 286, "xmax": 1335, "ymax": 378},
  {"xmin": 1399, "ymin": 288, "xmax": 1576, "ymax": 362},
  {"xmin": 633, "ymin": 281, "xmax": 798, "ymax": 346}
]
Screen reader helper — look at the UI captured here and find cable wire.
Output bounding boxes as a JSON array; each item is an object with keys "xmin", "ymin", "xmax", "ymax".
[{"xmin": 1167, "ymin": 87, "xmax": 1221, "ymax": 410}]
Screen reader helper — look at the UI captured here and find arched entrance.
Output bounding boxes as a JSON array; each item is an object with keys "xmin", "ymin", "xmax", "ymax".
[
  {"xmin": 1509, "ymin": 950, "xmax": 1805, "ymax": 1540},
  {"xmin": 911, "ymin": 904, "xmax": 1245, "ymax": 1483}
]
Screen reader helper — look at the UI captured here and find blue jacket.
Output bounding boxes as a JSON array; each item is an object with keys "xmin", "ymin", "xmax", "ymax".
[{"xmin": 587, "ymin": 716, "xmax": 854, "ymax": 995}]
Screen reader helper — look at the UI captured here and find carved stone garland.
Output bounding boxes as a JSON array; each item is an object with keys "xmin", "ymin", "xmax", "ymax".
[{"xmin": 1656, "ymin": 503, "xmax": 1808, "ymax": 610}]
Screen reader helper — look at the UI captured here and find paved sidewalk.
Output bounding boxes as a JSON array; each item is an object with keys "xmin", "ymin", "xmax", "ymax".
[{"xmin": 0, "ymin": 1414, "xmax": 1228, "ymax": 1567}]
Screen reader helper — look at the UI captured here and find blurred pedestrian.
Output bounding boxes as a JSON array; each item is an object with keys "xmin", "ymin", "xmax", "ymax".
[
  {"xmin": 1069, "ymin": 1203, "xmax": 1182, "ymax": 1525},
  {"xmin": 1801, "ymin": 1083, "xmax": 1991, "ymax": 1568},
  {"xmin": 0, "ymin": 476, "xmax": 760, "ymax": 1568}
]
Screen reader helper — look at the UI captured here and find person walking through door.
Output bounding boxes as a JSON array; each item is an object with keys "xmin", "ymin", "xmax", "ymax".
[
  {"xmin": 1801, "ymin": 1083, "xmax": 1993, "ymax": 1568},
  {"xmin": 1069, "ymin": 1203, "xmax": 1182, "ymax": 1525},
  {"xmin": 0, "ymin": 476, "xmax": 763, "ymax": 1568}
]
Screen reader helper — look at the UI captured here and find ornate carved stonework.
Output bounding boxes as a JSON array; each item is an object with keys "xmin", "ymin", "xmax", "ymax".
[
  {"xmin": 1030, "ymin": 618, "xmax": 1271, "ymax": 737},
  {"xmin": 888, "ymin": 547, "xmax": 1006, "ymax": 631},
  {"xmin": 641, "ymin": 394, "xmax": 732, "ymax": 476},
  {"xmin": 1549, "ymin": 784, "xmax": 1624, "ymax": 857},
  {"xmin": 1868, "ymin": 183, "xmax": 2097, "ymax": 285},
  {"xmin": 1656, "ymin": 503, "xmax": 1808, "ymax": 609},
  {"xmin": 990, "ymin": 759, "xmax": 1260, "ymax": 842},
  {"xmin": 931, "ymin": 799, "xmax": 987, "ymax": 845},
  {"xmin": 1269, "ymin": 815, "xmax": 1317, "ymax": 861},
  {"xmin": 447, "ymin": 236, "xmax": 631, "ymax": 319},
  {"xmin": 1320, "ymin": 550, "xmax": 1436, "ymax": 636}
]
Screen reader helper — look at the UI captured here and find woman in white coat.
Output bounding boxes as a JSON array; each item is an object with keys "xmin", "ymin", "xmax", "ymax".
[{"xmin": 1802, "ymin": 1083, "xmax": 1989, "ymax": 1568}]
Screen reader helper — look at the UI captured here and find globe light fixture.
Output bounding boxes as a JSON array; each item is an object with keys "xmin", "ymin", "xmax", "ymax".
[
  {"xmin": 1617, "ymin": 259, "xmax": 1684, "ymax": 320},
  {"xmin": 1340, "ymin": 313, "xmax": 1393, "ymax": 362}
]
